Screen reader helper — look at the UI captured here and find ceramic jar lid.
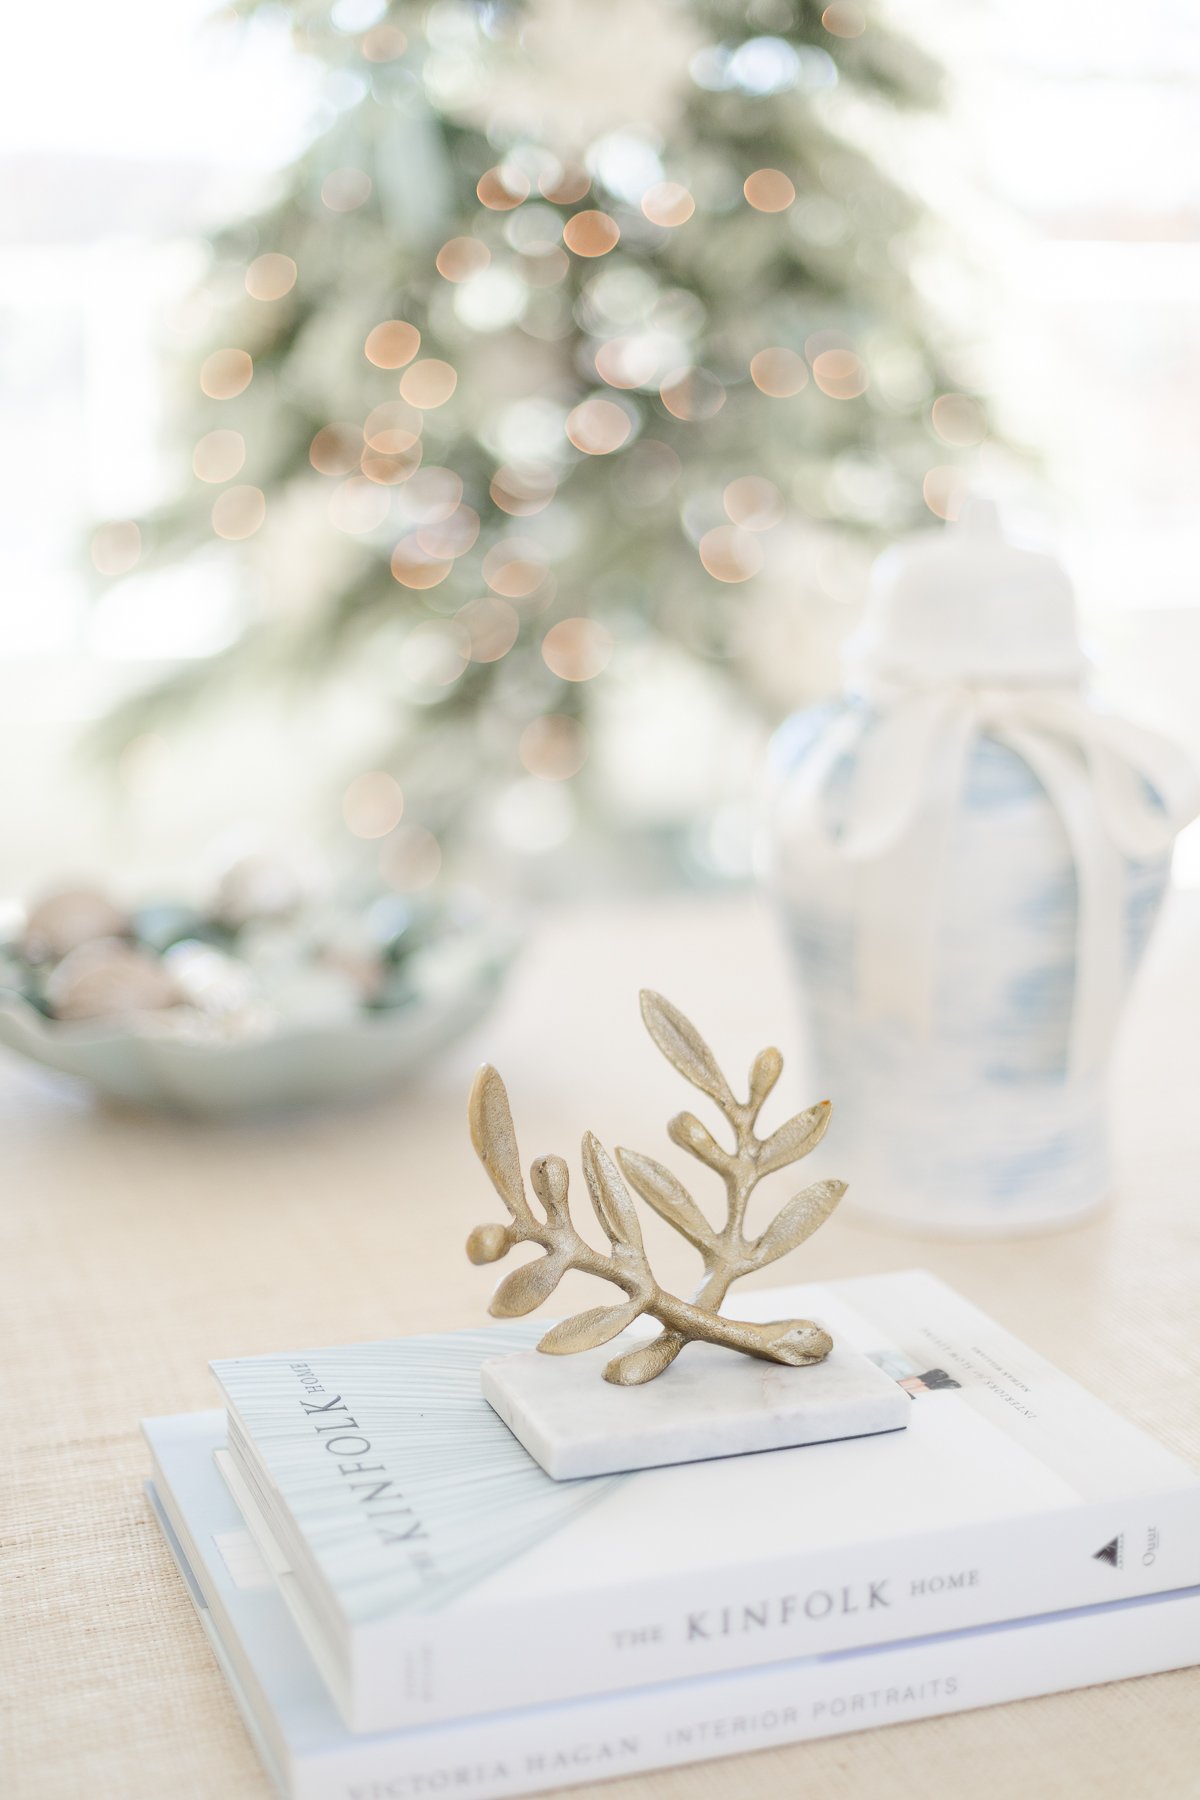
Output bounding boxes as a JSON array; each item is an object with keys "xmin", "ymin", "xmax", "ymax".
[{"xmin": 846, "ymin": 499, "xmax": 1084, "ymax": 687}]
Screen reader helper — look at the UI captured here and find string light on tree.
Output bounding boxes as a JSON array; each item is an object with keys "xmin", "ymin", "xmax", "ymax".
[
  {"xmin": 542, "ymin": 618, "xmax": 613, "ymax": 682},
  {"xmin": 750, "ymin": 348, "xmax": 809, "ymax": 397},
  {"xmin": 212, "ymin": 486, "xmax": 266, "ymax": 541},
  {"xmin": 477, "ymin": 166, "xmax": 530, "ymax": 210},
  {"xmin": 399, "ymin": 359, "xmax": 458, "ymax": 409},
  {"xmin": 91, "ymin": 522, "xmax": 141, "ymax": 577},
  {"xmin": 744, "ymin": 169, "xmax": 796, "ymax": 212},
  {"xmin": 199, "ymin": 349, "xmax": 252, "ymax": 399},
  {"xmin": 565, "ymin": 397, "xmax": 632, "ymax": 454},
  {"xmin": 342, "ymin": 771, "xmax": 404, "ymax": 838},
  {"xmin": 193, "ymin": 430, "xmax": 246, "ymax": 483},
  {"xmin": 698, "ymin": 525, "xmax": 764, "ymax": 584},
  {"xmin": 812, "ymin": 349, "xmax": 868, "ymax": 399},
  {"xmin": 641, "ymin": 182, "xmax": 695, "ymax": 227},
  {"xmin": 519, "ymin": 714, "xmax": 588, "ymax": 781},
  {"xmin": 436, "ymin": 238, "xmax": 491, "ymax": 282},
  {"xmin": 364, "ymin": 321, "xmax": 420, "ymax": 368},
  {"xmin": 245, "ymin": 254, "xmax": 297, "ymax": 301},
  {"xmin": 483, "ymin": 539, "xmax": 549, "ymax": 599},
  {"xmin": 563, "ymin": 211, "xmax": 620, "ymax": 257},
  {"xmin": 310, "ymin": 423, "xmax": 363, "ymax": 475},
  {"xmin": 458, "ymin": 595, "xmax": 520, "ymax": 663}
]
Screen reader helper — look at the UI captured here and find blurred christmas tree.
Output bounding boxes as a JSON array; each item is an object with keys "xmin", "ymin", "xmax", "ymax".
[{"xmin": 99, "ymin": 0, "xmax": 985, "ymax": 883}]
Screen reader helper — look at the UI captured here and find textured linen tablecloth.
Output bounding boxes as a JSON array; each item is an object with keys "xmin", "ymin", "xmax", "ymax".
[{"xmin": 3, "ymin": 891, "xmax": 1198, "ymax": 1800}]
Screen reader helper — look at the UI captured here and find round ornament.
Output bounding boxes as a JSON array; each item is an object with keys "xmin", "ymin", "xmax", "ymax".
[
  {"xmin": 45, "ymin": 940, "xmax": 179, "ymax": 1022},
  {"xmin": 24, "ymin": 888, "xmax": 130, "ymax": 963}
]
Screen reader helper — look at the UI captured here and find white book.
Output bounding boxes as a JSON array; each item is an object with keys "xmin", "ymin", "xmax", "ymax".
[
  {"xmin": 209, "ymin": 1269, "xmax": 1200, "ymax": 1733},
  {"xmin": 146, "ymin": 1410, "xmax": 1200, "ymax": 1800}
]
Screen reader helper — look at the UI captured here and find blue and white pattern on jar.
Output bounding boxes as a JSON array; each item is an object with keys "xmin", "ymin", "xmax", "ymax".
[{"xmin": 765, "ymin": 692, "xmax": 1186, "ymax": 1235}]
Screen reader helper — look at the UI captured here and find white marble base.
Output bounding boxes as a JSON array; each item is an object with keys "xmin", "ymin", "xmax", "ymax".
[{"xmin": 481, "ymin": 1332, "xmax": 909, "ymax": 1480}]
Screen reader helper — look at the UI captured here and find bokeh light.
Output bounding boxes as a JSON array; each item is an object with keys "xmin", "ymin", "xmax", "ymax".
[
  {"xmin": 416, "ymin": 504, "xmax": 480, "ymax": 559},
  {"xmin": 363, "ymin": 401, "xmax": 421, "ymax": 454},
  {"xmin": 90, "ymin": 521, "xmax": 141, "ymax": 577},
  {"xmin": 519, "ymin": 714, "xmax": 588, "ymax": 780},
  {"xmin": 436, "ymin": 237, "xmax": 491, "ymax": 282},
  {"xmin": 245, "ymin": 253, "xmax": 297, "ymax": 301},
  {"xmin": 322, "ymin": 168, "xmax": 372, "ymax": 212},
  {"xmin": 812, "ymin": 348, "xmax": 868, "ymax": 398},
  {"xmin": 310, "ymin": 423, "xmax": 363, "ymax": 475},
  {"xmin": 541, "ymin": 617, "xmax": 613, "ymax": 681},
  {"xmin": 750, "ymin": 347, "xmax": 808, "ymax": 397},
  {"xmin": 342, "ymin": 771, "xmax": 404, "ymax": 838},
  {"xmin": 822, "ymin": 2, "xmax": 866, "ymax": 38},
  {"xmin": 360, "ymin": 440, "xmax": 421, "ymax": 484},
  {"xmin": 489, "ymin": 462, "xmax": 556, "ymax": 516},
  {"xmin": 563, "ymin": 211, "xmax": 620, "ymax": 257},
  {"xmin": 458, "ymin": 595, "xmax": 520, "ymax": 662},
  {"xmin": 744, "ymin": 169, "xmax": 796, "ymax": 212},
  {"xmin": 923, "ymin": 465, "xmax": 967, "ymax": 520},
  {"xmin": 565, "ymin": 396, "xmax": 632, "ymax": 454},
  {"xmin": 931, "ymin": 393, "xmax": 986, "ymax": 447},
  {"xmin": 211, "ymin": 485, "xmax": 266, "ymax": 540},
  {"xmin": 399, "ymin": 467, "xmax": 463, "ymax": 523},
  {"xmin": 192, "ymin": 430, "xmax": 245, "ymax": 483},
  {"xmin": 477, "ymin": 165, "xmax": 530, "ymax": 210},
  {"xmin": 200, "ymin": 349, "xmax": 252, "ymax": 399},
  {"xmin": 595, "ymin": 336, "xmax": 659, "ymax": 389},
  {"xmin": 482, "ymin": 539, "xmax": 548, "ymax": 598},
  {"xmin": 724, "ymin": 475, "xmax": 785, "ymax": 530},
  {"xmin": 364, "ymin": 320, "xmax": 420, "ymax": 369},
  {"xmin": 399, "ymin": 359, "xmax": 458, "ymax": 409},
  {"xmin": 361, "ymin": 23, "xmax": 407, "ymax": 59},
  {"xmin": 389, "ymin": 537, "xmax": 452, "ymax": 589},
  {"xmin": 660, "ymin": 367, "xmax": 725, "ymax": 420},
  {"xmin": 698, "ymin": 525, "xmax": 763, "ymax": 582},
  {"xmin": 641, "ymin": 182, "xmax": 695, "ymax": 228}
]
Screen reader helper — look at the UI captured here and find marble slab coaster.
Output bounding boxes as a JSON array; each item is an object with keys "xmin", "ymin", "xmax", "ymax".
[{"xmin": 481, "ymin": 1334, "xmax": 909, "ymax": 1480}]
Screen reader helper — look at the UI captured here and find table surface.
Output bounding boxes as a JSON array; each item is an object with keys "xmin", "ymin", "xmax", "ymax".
[{"xmin": 4, "ymin": 891, "xmax": 1199, "ymax": 1800}]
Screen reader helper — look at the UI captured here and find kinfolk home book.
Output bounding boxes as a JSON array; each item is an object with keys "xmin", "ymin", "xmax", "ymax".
[
  {"xmin": 210, "ymin": 1269, "xmax": 1200, "ymax": 1732},
  {"xmin": 145, "ymin": 1411, "xmax": 1200, "ymax": 1800}
]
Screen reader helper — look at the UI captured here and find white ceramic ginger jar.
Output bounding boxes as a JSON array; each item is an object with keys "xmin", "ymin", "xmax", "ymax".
[{"xmin": 763, "ymin": 502, "xmax": 1199, "ymax": 1235}]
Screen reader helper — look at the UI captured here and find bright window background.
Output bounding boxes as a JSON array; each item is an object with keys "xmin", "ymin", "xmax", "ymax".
[{"xmin": 2, "ymin": 0, "xmax": 1198, "ymax": 888}]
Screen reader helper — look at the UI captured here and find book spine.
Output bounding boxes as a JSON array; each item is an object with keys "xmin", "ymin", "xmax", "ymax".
[
  {"xmin": 353, "ymin": 1483, "xmax": 1200, "ymax": 1729},
  {"xmin": 309, "ymin": 1587, "xmax": 1200, "ymax": 1800}
]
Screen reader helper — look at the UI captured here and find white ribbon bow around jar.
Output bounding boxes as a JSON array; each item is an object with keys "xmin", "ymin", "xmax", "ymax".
[{"xmin": 776, "ymin": 676, "xmax": 1200, "ymax": 1077}]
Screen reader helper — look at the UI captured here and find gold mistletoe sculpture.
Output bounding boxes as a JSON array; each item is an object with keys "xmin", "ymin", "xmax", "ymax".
[{"xmin": 467, "ymin": 990, "xmax": 846, "ymax": 1386}]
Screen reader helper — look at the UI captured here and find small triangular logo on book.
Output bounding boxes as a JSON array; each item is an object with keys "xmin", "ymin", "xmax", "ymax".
[{"xmin": 1093, "ymin": 1535, "xmax": 1123, "ymax": 1569}]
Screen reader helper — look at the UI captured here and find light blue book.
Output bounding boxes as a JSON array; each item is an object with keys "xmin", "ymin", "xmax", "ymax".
[{"xmin": 146, "ymin": 1411, "xmax": 1200, "ymax": 1800}]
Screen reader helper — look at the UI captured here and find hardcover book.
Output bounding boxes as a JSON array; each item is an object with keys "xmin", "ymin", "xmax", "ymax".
[
  {"xmin": 146, "ymin": 1410, "xmax": 1200, "ymax": 1800},
  {"xmin": 209, "ymin": 1269, "xmax": 1200, "ymax": 1732}
]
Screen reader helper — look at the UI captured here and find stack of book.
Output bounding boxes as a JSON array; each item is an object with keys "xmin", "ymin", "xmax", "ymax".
[{"xmin": 144, "ymin": 1269, "xmax": 1200, "ymax": 1799}]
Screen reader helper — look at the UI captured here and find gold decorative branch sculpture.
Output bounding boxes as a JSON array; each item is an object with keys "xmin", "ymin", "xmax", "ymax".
[{"xmin": 467, "ymin": 990, "xmax": 846, "ymax": 1386}]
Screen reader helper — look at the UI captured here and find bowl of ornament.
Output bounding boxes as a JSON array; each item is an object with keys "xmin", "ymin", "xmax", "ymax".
[{"xmin": 0, "ymin": 858, "xmax": 516, "ymax": 1115}]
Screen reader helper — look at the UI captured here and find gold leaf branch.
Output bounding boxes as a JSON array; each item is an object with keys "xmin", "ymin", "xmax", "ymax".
[{"xmin": 466, "ymin": 991, "xmax": 846, "ymax": 1385}]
